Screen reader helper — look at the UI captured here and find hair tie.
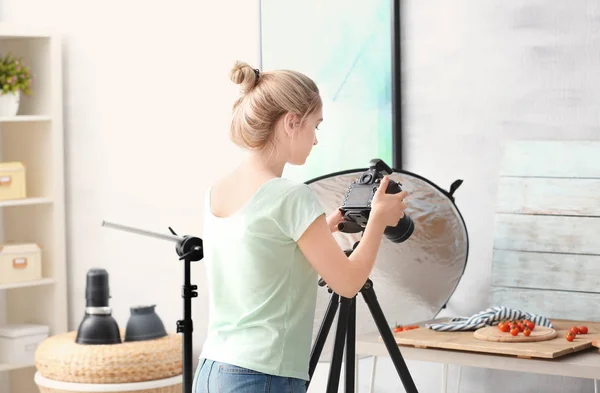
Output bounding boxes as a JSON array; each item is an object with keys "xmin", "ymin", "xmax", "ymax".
[{"xmin": 254, "ymin": 68, "xmax": 260, "ymax": 79}]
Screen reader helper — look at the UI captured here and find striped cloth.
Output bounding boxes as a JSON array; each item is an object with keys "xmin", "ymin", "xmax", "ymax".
[{"xmin": 426, "ymin": 306, "xmax": 553, "ymax": 331}]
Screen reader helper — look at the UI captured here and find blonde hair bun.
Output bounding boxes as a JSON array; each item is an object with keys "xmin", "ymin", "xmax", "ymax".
[
  {"xmin": 230, "ymin": 60, "xmax": 258, "ymax": 94},
  {"xmin": 228, "ymin": 60, "xmax": 322, "ymax": 151}
]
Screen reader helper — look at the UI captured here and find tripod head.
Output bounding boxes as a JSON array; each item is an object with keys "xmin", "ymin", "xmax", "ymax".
[{"xmin": 168, "ymin": 227, "xmax": 203, "ymax": 262}]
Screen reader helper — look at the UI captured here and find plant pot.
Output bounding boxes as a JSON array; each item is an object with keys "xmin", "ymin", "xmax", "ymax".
[{"xmin": 0, "ymin": 91, "xmax": 20, "ymax": 117}]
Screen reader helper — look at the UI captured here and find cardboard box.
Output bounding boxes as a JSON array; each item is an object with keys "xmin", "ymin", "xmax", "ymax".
[
  {"xmin": 0, "ymin": 243, "xmax": 42, "ymax": 285},
  {"xmin": 0, "ymin": 161, "xmax": 26, "ymax": 201}
]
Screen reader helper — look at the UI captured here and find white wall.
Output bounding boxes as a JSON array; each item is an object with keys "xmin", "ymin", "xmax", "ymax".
[
  {"xmin": 0, "ymin": 0, "xmax": 259, "ymax": 379},
  {"xmin": 2, "ymin": 1, "xmax": 599, "ymax": 393}
]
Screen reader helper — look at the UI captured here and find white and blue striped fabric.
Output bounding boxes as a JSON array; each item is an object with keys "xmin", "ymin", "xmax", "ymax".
[{"xmin": 426, "ymin": 306, "xmax": 553, "ymax": 331}]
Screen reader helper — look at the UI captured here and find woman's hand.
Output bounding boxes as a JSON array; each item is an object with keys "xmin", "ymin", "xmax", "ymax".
[
  {"xmin": 326, "ymin": 208, "xmax": 344, "ymax": 233},
  {"xmin": 370, "ymin": 176, "xmax": 408, "ymax": 227}
]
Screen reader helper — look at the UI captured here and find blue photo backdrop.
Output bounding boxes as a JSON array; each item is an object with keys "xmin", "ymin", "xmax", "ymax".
[{"xmin": 260, "ymin": 0, "xmax": 394, "ymax": 183}]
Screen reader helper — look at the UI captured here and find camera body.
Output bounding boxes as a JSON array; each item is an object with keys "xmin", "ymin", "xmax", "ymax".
[{"xmin": 339, "ymin": 158, "xmax": 414, "ymax": 243}]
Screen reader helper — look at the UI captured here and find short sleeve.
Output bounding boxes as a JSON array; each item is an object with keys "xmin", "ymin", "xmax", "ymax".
[{"xmin": 275, "ymin": 183, "xmax": 325, "ymax": 242}]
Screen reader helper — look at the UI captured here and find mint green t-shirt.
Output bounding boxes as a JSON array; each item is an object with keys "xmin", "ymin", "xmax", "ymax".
[{"xmin": 199, "ymin": 177, "xmax": 325, "ymax": 381}]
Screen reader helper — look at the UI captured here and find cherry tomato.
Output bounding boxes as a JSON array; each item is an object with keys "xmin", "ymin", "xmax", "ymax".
[
  {"xmin": 579, "ymin": 326, "xmax": 588, "ymax": 334},
  {"xmin": 523, "ymin": 328, "xmax": 531, "ymax": 337},
  {"xmin": 525, "ymin": 320, "xmax": 535, "ymax": 330},
  {"xmin": 566, "ymin": 332, "xmax": 575, "ymax": 342},
  {"xmin": 570, "ymin": 326, "xmax": 580, "ymax": 335},
  {"xmin": 394, "ymin": 324, "xmax": 403, "ymax": 333},
  {"xmin": 500, "ymin": 323, "xmax": 510, "ymax": 333},
  {"xmin": 510, "ymin": 328, "xmax": 519, "ymax": 336}
]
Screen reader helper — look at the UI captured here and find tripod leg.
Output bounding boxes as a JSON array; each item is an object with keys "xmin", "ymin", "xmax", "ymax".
[
  {"xmin": 360, "ymin": 280, "xmax": 419, "ymax": 393},
  {"xmin": 307, "ymin": 292, "xmax": 340, "ymax": 389},
  {"xmin": 327, "ymin": 296, "xmax": 350, "ymax": 393},
  {"xmin": 345, "ymin": 297, "xmax": 356, "ymax": 393}
]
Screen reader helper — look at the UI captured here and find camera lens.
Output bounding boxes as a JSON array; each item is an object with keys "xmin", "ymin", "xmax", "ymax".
[{"xmin": 384, "ymin": 214, "xmax": 414, "ymax": 243}]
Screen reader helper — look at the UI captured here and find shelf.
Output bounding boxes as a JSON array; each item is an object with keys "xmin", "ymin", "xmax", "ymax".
[
  {"xmin": 0, "ymin": 278, "xmax": 55, "ymax": 291},
  {"xmin": 0, "ymin": 197, "xmax": 52, "ymax": 208},
  {"xmin": 0, "ymin": 26, "xmax": 67, "ymax": 393},
  {"xmin": 0, "ymin": 363, "xmax": 33, "ymax": 372},
  {"xmin": 0, "ymin": 24, "xmax": 53, "ymax": 39},
  {"xmin": 0, "ymin": 115, "xmax": 51, "ymax": 123}
]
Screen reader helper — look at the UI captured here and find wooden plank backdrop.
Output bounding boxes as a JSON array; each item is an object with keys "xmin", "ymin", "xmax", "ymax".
[{"xmin": 490, "ymin": 141, "xmax": 600, "ymax": 321}]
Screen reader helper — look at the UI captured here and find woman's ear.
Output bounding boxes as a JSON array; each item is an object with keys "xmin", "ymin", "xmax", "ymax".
[{"xmin": 283, "ymin": 112, "xmax": 300, "ymax": 137}]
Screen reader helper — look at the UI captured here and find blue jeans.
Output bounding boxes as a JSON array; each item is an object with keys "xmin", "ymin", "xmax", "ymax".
[{"xmin": 192, "ymin": 359, "xmax": 307, "ymax": 393}]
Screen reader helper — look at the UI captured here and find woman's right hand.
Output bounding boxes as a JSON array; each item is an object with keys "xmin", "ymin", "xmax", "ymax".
[{"xmin": 370, "ymin": 176, "xmax": 408, "ymax": 227}]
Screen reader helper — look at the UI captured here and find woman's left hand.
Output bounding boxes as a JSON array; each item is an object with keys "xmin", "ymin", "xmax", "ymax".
[{"xmin": 326, "ymin": 208, "xmax": 344, "ymax": 233}]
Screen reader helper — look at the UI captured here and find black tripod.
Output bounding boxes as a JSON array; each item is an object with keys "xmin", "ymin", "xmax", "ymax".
[
  {"xmin": 100, "ymin": 221, "xmax": 203, "ymax": 393},
  {"xmin": 306, "ymin": 240, "xmax": 419, "ymax": 393},
  {"xmin": 170, "ymin": 227, "xmax": 204, "ymax": 393}
]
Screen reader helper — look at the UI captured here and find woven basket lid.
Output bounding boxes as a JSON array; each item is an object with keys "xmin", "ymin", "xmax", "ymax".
[{"xmin": 35, "ymin": 331, "xmax": 182, "ymax": 384}]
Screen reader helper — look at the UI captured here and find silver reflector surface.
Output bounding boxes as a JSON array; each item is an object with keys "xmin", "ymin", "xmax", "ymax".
[{"xmin": 306, "ymin": 169, "xmax": 469, "ymax": 359}]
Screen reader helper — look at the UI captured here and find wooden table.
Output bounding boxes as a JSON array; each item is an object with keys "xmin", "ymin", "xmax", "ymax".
[{"xmin": 355, "ymin": 320, "xmax": 600, "ymax": 393}]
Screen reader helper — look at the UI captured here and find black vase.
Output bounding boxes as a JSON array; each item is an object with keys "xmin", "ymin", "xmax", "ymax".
[{"xmin": 124, "ymin": 305, "xmax": 167, "ymax": 342}]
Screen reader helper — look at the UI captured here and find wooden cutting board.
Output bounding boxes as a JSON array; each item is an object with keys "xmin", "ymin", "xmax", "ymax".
[
  {"xmin": 474, "ymin": 326, "xmax": 557, "ymax": 342},
  {"xmin": 387, "ymin": 319, "xmax": 599, "ymax": 359}
]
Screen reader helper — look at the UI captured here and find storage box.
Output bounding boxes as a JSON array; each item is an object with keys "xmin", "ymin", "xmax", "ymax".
[
  {"xmin": 0, "ymin": 324, "xmax": 49, "ymax": 365},
  {"xmin": 0, "ymin": 161, "xmax": 27, "ymax": 201},
  {"xmin": 0, "ymin": 243, "xmax": 42, "ymax": 285}
]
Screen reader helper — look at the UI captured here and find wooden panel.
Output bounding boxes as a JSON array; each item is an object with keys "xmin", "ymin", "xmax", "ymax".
[
  {"xmin": 492, "ymin": 250, "xmax": 600, "ymax": 293},
  {"xmin": 500, "ymin": 141, "xmax": 600, "ymax": 178},
  {"xmin": 490, "ymin": 287, "xmax": 600, "ymax": 322},
  {"xmin": 493, "ymin": 214, "xmax": 600, "ymax": 254},
  {"xmin": 496, "ymin": 177, "xmax": 600, "ymax": 216},
  {"xmin": 388, "ymin": 319, "xmax": 600, "ymax": 359}
]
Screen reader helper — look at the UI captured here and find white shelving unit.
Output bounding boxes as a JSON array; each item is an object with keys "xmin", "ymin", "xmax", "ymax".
[{"xmin": 0, "ymin": 24, "xmax": 68, "ymax": 393}]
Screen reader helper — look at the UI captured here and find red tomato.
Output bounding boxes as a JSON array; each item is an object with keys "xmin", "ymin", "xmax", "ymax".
[
  {"xmin": 523, "ymin": 328, "xmax": 531, "ymax": 337},
  {"xmin": 526, "ymin": 321, "xmax": 535, "ymax": 330},
  {"xmin": 510, "ymin": 328, "xmax": 519, "ymax": 336},
  {"xmin": 566, "ymin": 332, "xmax": 575, "ymax": 342},
  {"xmin": 570, "ymin": 326, "xmax": 580, "ymax": 335},
  {"xmin": 500, "ymin": 323, "xmax": 510, "ymax": 333},
  {"xmin": 579, "ymin": 326, "xmax": 588, "ymax": 334}
]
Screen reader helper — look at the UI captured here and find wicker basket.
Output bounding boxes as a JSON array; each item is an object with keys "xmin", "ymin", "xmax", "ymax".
[
  {"xmin": 35, "ymin": 330, "xmax": 182, "ymax": 384},
  {"xmin": 35, "ymin": 372, "xmax": 182, "ymax": 393}
]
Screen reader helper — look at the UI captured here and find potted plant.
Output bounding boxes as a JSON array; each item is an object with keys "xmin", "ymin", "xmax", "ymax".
[{"xmin": 0, "ymin": 52, "xmax": 33, "ymax": 117}]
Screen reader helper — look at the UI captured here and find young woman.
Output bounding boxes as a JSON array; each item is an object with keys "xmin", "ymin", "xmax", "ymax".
[{"xmin": 193, "ymin": 61, "xmax": 408, "ymax": 393}]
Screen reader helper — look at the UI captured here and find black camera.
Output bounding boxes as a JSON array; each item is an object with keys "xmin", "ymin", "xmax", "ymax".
[{"xmin": 339, "ymin": 158, "xmax": 414, "ymax": 243}]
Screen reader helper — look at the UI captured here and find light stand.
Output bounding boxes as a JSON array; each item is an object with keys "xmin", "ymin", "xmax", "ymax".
[
  {"xmin": 306, "ymin": 228, "xmax": 419, "ymax": 393},
  {"xmin": 101, "ymin": 220, "xmax": 202, "ymax": 393}
]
